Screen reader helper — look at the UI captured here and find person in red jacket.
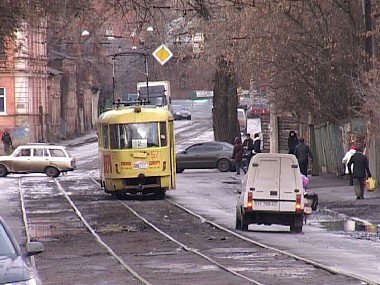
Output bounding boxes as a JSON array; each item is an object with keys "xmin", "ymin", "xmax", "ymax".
[{"xmin": 232, "ymin": 137, "xmax": 245, "ymax": 175}]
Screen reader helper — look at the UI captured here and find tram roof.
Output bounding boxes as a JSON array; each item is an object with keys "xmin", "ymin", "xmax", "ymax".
[{"xmin": 97, "ymin": 105, "xmax": 173, "ymax": 124}]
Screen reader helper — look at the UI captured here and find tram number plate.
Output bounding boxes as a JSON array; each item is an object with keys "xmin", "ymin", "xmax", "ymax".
[
  {"xmin": 255, "ymin": 201, "xmax": 277, "ymax": 207},
  {"xmin": 134, "ymin": 161, "xmax": 148, "ymax": 169}
]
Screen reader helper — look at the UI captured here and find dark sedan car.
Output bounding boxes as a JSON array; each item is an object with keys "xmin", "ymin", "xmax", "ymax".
[
  {"xmin": 172, "ymin": 105, "xmax": 191, "ymax": 120},
  {"xmin": 0, "ymin": 217, "xmax": 44, "ymax": 284},
  {"xmin": 176, "ymin": 141, "xmax": 234, "ymax": 173}
]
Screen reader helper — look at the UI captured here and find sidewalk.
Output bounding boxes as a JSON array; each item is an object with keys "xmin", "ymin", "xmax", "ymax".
[
  {"xmin": 308, "ymin": 173, "xmax": 380, "ymax": 228},
  {"xmin": 61, "ymin": 131, "xmax": 98, "ymax": 147}
]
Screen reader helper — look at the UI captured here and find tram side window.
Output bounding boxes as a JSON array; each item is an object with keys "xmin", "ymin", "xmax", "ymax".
[
  {"xmin": 102, "ymin": 125, "xmax": 109, "ymax": 149},
  {"xmin": 159, "ymin": 122, "xmax": 167, "ymax": 146}
]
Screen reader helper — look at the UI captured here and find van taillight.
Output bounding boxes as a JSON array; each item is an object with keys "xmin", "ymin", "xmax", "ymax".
[
  {"xmin": 247, "ymin": 192, "xmax": 253, "ymax": 209},
  {"xmin": 295, "ymin": 193, "xmax": 302, "ymax": 212}
]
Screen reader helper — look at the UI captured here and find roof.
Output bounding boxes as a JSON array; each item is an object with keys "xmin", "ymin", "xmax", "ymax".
[{"xmin": 98, "ymin": 106, "xmax": 173, "ymax": 124}]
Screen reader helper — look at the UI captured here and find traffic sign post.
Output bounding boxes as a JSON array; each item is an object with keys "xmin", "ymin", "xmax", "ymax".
[{"xmin": 152, "ymin": 44, "xmax": 173, "ymax": 65}]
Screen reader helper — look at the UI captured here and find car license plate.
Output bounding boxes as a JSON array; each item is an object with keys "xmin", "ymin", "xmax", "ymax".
[{"xmin": 255, "ymin": 201, "xmax": 277, "ymax": 207}]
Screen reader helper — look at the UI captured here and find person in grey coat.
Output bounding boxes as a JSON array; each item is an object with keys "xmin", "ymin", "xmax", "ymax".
[
  {"xmin": 348, "ymin": 148, "xmax": 372, "ymax": 199},
  {"xmin": 294, "ymin": 138, "xmax": 313, "ymax": 176}
]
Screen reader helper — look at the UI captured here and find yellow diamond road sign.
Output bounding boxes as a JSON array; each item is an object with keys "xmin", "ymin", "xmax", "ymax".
[{"xmin": 152, "ymin": 44, "xmax": 173, "ymax": 65}]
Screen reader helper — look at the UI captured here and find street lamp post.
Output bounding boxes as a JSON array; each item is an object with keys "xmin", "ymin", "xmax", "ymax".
[
  {"xmin": 144, "ymin": 55, "xmax": 149, "ymax": 101},
  {"xmin": 112, "ymin": 56, "xmax": 116, "ymax": 103}
]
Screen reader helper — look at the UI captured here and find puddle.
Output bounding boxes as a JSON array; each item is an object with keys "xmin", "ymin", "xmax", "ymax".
[{"xmin": 319, "ymin": 219, "xmax": 379, "ymax": 233}]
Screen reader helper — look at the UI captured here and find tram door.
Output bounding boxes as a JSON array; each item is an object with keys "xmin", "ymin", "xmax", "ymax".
[{"xmin": 169, "ymin": 120, "xmax": 176, "ymax": 189}]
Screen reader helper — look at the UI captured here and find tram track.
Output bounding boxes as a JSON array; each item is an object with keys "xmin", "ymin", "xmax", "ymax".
[{"xmin": 18, "ymin": 173, "xmax": 374, "ymax": 285}]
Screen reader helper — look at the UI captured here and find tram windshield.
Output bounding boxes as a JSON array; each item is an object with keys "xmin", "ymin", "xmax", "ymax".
[{"xmin": 109, "ymin": 122, "xmax": 166, "ymax": 149}]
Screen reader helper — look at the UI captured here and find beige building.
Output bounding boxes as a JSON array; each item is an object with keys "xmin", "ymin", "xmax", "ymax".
[
  {"xmin": 0, "ymin": 22, "xmax": 99, "ymax": 152},
  {"xmin": 0, "ymin": 22, "xmax": 48, "ymax": 148}
]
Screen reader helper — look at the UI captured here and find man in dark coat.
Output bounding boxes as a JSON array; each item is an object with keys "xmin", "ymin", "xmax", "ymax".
[
  {"xmin": 294, "ymin": 138, "xmax": 313, "ymax": 176},
  {"xmin": 1, "ymin": 130, "xmax": 12, "ymax": 155},
  {"xmin": 232, "ymin": 137, "xmax": 245, "ymax": 175},
  {"xmin": 348, "ymin": 148, "xmax": 372, "ymax": 199},
  {"xmin": 252, "ymin": 133, "xmax": 261, "ymax": 154},
  {"xmin": 288, "ymin": 131, "xmax": 299, "ymax": 154},
  {"xmin": 243, "ymin": 133, "xmax": 254, "ymax": 165}
]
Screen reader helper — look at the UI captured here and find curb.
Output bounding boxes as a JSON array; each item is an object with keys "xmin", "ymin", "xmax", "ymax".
[{"xmin": 66, "ymin": 137, "xmax": 98, "ymax": 148}]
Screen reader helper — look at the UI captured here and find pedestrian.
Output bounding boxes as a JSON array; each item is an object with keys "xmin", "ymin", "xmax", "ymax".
[
  {"xmin": 348, "ymin": 147, "xmax": 372, "ymax": 199},
  {"xmin": 243, "ymin": 133, "xmax": 254, "ymax": 160},
  {"xmin": 252, "ymin": 133, "xmax": 261, "ymax": 154},
  {"xmin": 288, "ymin": 131, "xmax": 299, "ymax": 154},
  {"xmin": 294, "ymin": 138, "xmax": 313, "ymax": 176},
  {"xmin": 1, "ymin": 130, "xmax": 12, "ymax": 155},
  {"xmin": 342, "ymin": 145, "xmax": 357, "ymax": 186},
  {"xmin": 232, "ymin": 137, "xmax": 245, "ymax": 175}
]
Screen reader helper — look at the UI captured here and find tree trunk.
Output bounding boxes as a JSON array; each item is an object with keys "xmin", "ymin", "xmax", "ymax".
[{"xmin": 213, "ymin": 56, "xmax": 240, "ymax": 144}]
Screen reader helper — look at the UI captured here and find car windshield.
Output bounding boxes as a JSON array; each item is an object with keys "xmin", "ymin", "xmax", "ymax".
[
  {"xmin": 109, "ymin": 122, "xmax": 166, "ymax": 149},
  {"xmin": 0, "ymin": 223, "xmax": 17, "ymax": 256}
]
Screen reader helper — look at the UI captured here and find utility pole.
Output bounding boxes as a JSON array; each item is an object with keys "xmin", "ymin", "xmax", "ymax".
[
  {"xmin": 112, "ymin": 56, "xmax": 116, "ymax": 103},
  {"xmin": 145, "ymin": 55, "xmax": 149, "ymax": 102}
]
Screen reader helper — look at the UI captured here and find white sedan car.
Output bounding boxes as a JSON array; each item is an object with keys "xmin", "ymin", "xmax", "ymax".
[{"xmin": 0, "ymin": 143, "xmax": 76, "ymax": 177}]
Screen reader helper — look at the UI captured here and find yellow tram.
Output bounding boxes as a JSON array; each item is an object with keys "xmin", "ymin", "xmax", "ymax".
[{"xmin": 97, "ymin": 104, "xmax": 176, "ymax": 199}]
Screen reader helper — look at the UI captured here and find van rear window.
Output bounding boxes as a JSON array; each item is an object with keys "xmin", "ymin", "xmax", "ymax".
[{"xmin": 256, "ymin": 160, "xmax": 279, "ymax": 180}]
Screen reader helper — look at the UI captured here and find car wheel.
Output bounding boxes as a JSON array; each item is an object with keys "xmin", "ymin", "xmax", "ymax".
[
  {"xmin": 176, "ymin": 168, "xmax": 184, "ymax": 173},
  {"xmin": 217, "ymin": 159, "xmax": 230, "ymax": 172},
  {"xmin": 45, "ymin": 166, "xmax": 60, "ymax": 178},
  {"xmin": 0, "ymin": 165, "xmax": 8, "ymax": 177}
]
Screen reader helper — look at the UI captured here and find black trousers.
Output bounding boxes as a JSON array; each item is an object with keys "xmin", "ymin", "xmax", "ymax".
[{"xmin": 299, "ymin": 161, "xmax": 308, "ymax": 176}]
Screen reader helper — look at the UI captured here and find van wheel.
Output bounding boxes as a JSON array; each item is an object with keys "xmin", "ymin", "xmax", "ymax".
[
  {"xmin": 235, "ymin": 212, "xmax": 241, "ymax": 230},
  {"xmin": 290, "ymin": 216, "xmax": 303, "ymax": 233},
  {"xmin": 45, "ymin": 166, "xmax": 60, "ymax": 178},
  {"xmin": 217, "ymin": 159, "xmax": 230, "ymax": 172},
  {"xmin": 0, "ymin": 165, "xmax": 8, "ymax": 177},
  {"xmin": 241, "ymin": 213, "xmax": 249, "ymax": 231}
]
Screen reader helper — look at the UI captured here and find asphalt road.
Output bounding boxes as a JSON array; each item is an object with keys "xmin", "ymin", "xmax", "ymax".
[{"xmin": 0, "ymin": 118, "xmax": 380, "ymax": 284}]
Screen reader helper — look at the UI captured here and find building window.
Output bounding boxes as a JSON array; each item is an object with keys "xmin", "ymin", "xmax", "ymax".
[{"xmin": 0, "ymin": 87, "xmax": 5, "ymax": 113}]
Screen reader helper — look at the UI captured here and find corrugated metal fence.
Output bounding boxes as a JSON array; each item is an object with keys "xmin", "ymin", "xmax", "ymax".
[{"xmin": 314, "ymin": 123, "xmax": 345, "ymax": 175}]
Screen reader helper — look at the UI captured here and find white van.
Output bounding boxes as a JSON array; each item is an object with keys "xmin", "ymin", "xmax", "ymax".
[{"xmin": 236, "ymin": 153, "xmax": 305, "ymax": 233}]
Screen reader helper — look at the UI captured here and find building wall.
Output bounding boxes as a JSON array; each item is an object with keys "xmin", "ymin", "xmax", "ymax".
[
  {"xmin": 47, "ymin": 73, "xmax": 62, "ymax": 142},
  {"xmin": 0, "ymin": 21, "xmax": 48, "ymax": 147}
]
